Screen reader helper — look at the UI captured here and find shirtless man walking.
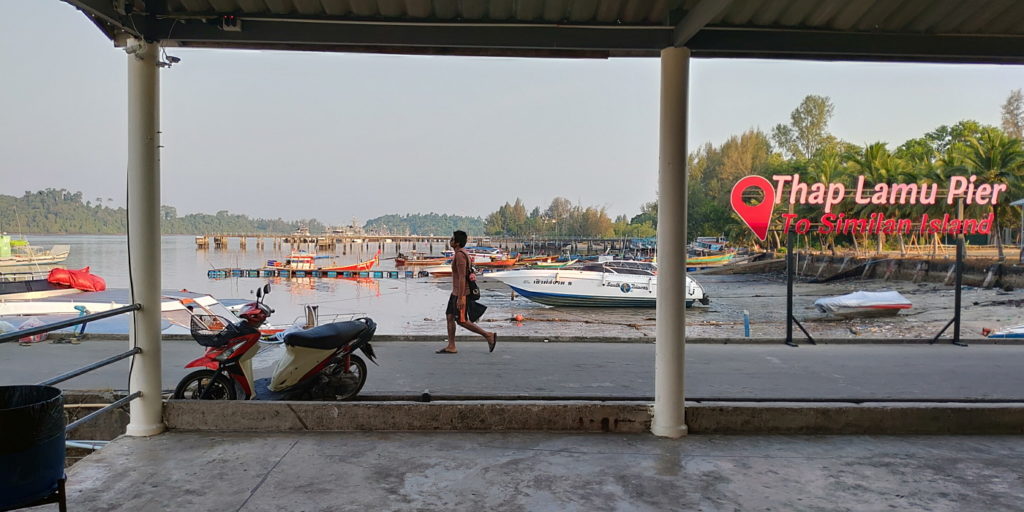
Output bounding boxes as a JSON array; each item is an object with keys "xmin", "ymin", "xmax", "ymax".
[{"xmin": 436, "ymin": 230, "xmax": 497, "ymax": 354}]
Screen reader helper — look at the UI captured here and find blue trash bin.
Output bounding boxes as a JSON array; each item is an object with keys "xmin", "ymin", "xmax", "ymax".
[{"xmin": 0, "ymin": 385, "xmax": 65, "ymax": 510}]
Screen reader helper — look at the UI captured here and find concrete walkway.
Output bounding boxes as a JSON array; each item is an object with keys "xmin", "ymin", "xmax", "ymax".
[
  {"xmin": 61, "ymin": 431, "xmax": 1024, "ymax": 511},
  {"xmin": 5, "ymin": 340, "xmax": 1024, "ymax": 401}
]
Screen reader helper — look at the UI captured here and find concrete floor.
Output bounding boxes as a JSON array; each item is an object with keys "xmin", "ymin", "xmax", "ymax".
[{"xmin": 59, "ymin": 432, "xmax": 1024, "ymax": 512}]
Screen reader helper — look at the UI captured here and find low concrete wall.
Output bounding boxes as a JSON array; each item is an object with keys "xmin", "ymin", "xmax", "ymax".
[
  {"xmin": 164, "ymin": 400, "xmax": 653, "ymax": 433},
  {"xmin": 686, "ymin": 401, "xmax": 1024, "ymax": 435},
  {"xmin": 164, "ymin": 400, "xmax": 1024, "ymax": 435},
  {"xmin": 64, "ymin": 391, "xmax": 128, "ymax": 441}
]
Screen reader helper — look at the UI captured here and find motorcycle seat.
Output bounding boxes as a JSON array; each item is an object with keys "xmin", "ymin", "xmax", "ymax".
[{"xmin": 284, "ymin": 321, "xmax": 367, "ymax": 350}]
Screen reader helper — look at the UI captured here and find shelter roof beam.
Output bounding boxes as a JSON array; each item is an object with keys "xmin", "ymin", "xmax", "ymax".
[
  {"xmin": 687, "ymin": 27, "xmax": 1024, "ymax": 64},
  {"xmin": 65, "ymin": 0, "xmax": 144, "ymax": 38},
  {"xmin": 672, "ymin": 0, "xmax": 732, "ymax": 47},
  {"xmin": 157, "ymin": 17, "xmax": 674, "ymax": 52}
]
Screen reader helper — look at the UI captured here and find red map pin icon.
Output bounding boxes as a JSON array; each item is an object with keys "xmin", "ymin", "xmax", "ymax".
[{"xmin": 730, "ymin": 175, "xmax": 776, "ymax": 241}]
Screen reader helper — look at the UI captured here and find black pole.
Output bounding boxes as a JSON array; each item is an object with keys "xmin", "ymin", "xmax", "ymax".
[
  {"xmin": 786, "ymin": 230, "xmax": 795, "ymax": 347},
  {"xmin": 953, "ymin": 237, "xmax": 966, "ymax": 347}
]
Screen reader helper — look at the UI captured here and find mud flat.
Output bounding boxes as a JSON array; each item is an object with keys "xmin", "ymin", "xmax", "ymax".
[{"xmin": 468, "ymin": 272, "xmax": 1024, "ymax": 341}]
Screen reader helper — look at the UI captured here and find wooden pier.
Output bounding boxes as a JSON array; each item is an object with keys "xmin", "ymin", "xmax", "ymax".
[
  {"xmin": 209, "ymin": 268, "xmax": 425, "ymax": 279},
  {"xmin": 195, "ymin": 234, "xmax": 641, "ymax": 258},
  {"xmin": 195, "ymin": 234, "xmax": 451, "ymax": 250}
]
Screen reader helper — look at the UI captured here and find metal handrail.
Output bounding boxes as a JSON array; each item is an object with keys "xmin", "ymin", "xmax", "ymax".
[
  {"xmin": 4, "ymin": 304, "xmax": 148, "ymax": 434},
  {"xmin": 0, "ymin": 303, "xmax": 142, "ymax": 344},
  {"xmin": 39, "ymin": 347, "xmax": 142, "ymax": 386},
  {"xmin": 65, "ymin": 392, "xmax": 141, "ymax": 433}
]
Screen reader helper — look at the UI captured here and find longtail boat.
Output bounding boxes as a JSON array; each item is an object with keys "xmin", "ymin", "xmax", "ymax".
[
  {"xmin": 532, "ymin": 259, "xmax": 577, "ymax": 269},
  {"xmin": 322, "ymin": 250, "xmax": 380, "ymax": 272},
  {"xmin": 686, "ymin": 252, "xmax": 734, "ymax": 267},
  {"xmin": 517, "ymin": 255, "xmax": 557, "ymax": 264},
  {"xmin": 474, "ymin": 256, "xmax": 519, "ymax": 268},
  {"xmin": 395, "ymin": 255, "xmax": 449, "ymax": 266},
  {"xmin": 423, "ymin": 264, "xmax": 452, "ymax": 277}
]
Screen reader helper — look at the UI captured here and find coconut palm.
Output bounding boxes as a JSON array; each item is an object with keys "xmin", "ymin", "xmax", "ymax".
[
  {"xmin": 957, "ymin": 129, "xmax": 1024, "ymax": 260},
  {"xmin": 844, "ymin": 143, "xmax": 908, "ymax": 253}
]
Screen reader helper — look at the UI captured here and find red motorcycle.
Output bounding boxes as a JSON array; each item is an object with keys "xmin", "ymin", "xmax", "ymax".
[{"xmin": 172, "ymin": 284, "xmax": 376, "ymax": 401}]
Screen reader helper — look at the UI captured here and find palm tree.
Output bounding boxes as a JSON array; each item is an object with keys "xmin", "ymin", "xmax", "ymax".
[
  {"xmin": 957, "ymin": 129, "xmax": 1024, "ymax": 260},
  {"xmin": 845, "ymin": 143, "xmax": 908, "ymax": 254},
  {"xmin": 805, "ymin": 148, "xmax": 846, "ymax": 252}
]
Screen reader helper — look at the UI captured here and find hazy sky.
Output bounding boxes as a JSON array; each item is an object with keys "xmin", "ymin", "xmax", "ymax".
[{"xmin": 3, "ymin": 3, "xmax": 1024, "ymax": 225}]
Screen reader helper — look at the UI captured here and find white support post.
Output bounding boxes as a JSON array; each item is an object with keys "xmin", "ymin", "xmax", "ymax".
[
  {"xmin": 652, "ymin": 46, "xmax": 690, "ymax": 438},
  {"xmin": 125, "ymin": 39, "xmax": 165, "ymax": 437}
]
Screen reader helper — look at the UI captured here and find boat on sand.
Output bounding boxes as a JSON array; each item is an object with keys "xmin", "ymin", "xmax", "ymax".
[{"xmin": 813, "ymin": 290, "xmax": 912, "ymax": 318}]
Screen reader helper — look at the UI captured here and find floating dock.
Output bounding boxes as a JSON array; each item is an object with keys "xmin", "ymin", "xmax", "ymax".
[{"xmin": 208, "ymin": 269, "xmax": 426, "ymax": 279}]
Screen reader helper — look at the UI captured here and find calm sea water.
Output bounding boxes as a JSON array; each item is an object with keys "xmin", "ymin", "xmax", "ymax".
[
  {"xmin": 18, "ymin": 235, "xmax": 567, "ymax": 336},
  {"xmin": 15, "ymin": 235, "xmax": 974, "ymax": 340}
]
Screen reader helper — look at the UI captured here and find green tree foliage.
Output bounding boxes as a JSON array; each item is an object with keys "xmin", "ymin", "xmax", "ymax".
[
  {"xmin": 363, "ymin": 213, "xmax": 484, "ymax": 236},
  {"xmin": 1002, "ymin": 89, "xmax": 1024, "ymax": 140},
  {"xmin": 686, "ymin": 130, "xmax": 775, "ymax": 243},
  {"xmin": 629, "ymin": 201, "xmax": 658, "ymax": 228},
  {"xmin": 0, "ymin": 189, "xmax": 327, "ymax": 234},
  {"xmin": 771, "ymin": 95, "xmax": 836, "ymax": 160},
  {"xmin": 485, "ymin": 197, "xmax": 614, "ymax": 238},
  {"xmin": 954, "ymin": 128, "xmax": 1024, "ymax": 259}
]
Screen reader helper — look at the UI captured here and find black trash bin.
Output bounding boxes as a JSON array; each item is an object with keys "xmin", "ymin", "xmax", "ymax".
[{"xmin": 0, "ymin": 385, "xmax": 65, "ymax": 510}]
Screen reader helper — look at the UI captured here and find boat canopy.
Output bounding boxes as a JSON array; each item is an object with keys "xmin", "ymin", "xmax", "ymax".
[{"xmin": 578, "ymin": 261, "xmax": 657, "ymax": 276}]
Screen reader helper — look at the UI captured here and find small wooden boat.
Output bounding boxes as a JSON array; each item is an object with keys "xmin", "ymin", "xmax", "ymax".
[
  {"xmin": 813, "ymin": 290, "xmax": 912, "ymax": 318},
  {"xmin": 533, "ymin": 259, "xmax": 577, "ymax": 269},
  {"xmin": 687, "ymin": 252, "xmax": 734, "ymax": 265},
  {"xmin": 321, "ymin": 251, "xmax": 380, "ymax": 272},
  {"xmin": 517, "ymin": 255, "xmax": 557, "ymax": 264},
  {"xmin": 423, "ymin": 265, "xmax": 452, "ymax": 277},
  {"xmin": 474, "ymin": 257, "xmax": 519, "ymax": 268},
  {"xmin": 395, "ymin": 255, "xmax": 449, "ymax": 266}
]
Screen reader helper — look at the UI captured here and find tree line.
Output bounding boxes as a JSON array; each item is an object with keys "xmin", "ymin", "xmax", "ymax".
[
  {"xmin": 483, "ymin": 197, "xmax": 657, "ymax": 239},
  {"xmin": 0, "ymin": 189, "xmax": 325, "ymax": 235},
  {"xmin": 478, "ymin": 89, "xmax": 1024, "ymax": 254},
  {"xmin": 684, "ymin": 91, "xmax": 1024, "ymax": 258},
  {"xmin": 363, "ymin": 213, "xmax": 485, "ymax": 236}
]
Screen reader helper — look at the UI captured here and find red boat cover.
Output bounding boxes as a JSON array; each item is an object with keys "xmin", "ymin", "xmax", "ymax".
[{"xmin": 47, "ymin": 267, "xmax": 107, "ymax": 292}]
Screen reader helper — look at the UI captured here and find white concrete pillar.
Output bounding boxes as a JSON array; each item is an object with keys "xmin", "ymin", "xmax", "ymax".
[
  {"xmin": 652, "ymin": 46, "xmax": 690, "ymax": 438},
  {"xmin": 125, "ymin": 39, "xmax": 165, "ymax": 437}
]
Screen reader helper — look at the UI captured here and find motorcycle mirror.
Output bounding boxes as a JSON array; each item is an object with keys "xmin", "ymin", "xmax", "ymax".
[{"xmin": 263, "ymin": 284, "xmax": 271, "ymax": 294}]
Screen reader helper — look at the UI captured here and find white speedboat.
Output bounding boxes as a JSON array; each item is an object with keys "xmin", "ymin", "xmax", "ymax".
[
  {"xmin": 488, "ymin": 261, "xmax": 709, "ymax": 308},
  {"xmin": 813, "ymin": 290, "xmax": 912, "ymax": 318}
]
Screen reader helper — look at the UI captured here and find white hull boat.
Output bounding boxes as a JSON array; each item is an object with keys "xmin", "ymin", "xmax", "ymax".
[
  {"xmin": 488, "ymin": 261, "xmax": 709, "ymax": 308},
  {"xmin": 983, "ymin": 325, "xmax": 1024, "ymax": 339},
  {"xmin": 0, "ymin": 286, "xmax": 243, "ymax": 335},
  {"xmin": 0, "ymin": 244, "xmax": 70, "ymax": 273},
  {"xmin": 813, "ymin": 290, "xmax": 912, "ymax": 318}
]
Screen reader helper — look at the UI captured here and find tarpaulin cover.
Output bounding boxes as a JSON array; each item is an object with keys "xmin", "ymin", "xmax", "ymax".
[
  {"xmin": 0, "ymin": 385, "xmax": 66, "ymax": 508},
  {"xmin": 47, "ymin": 266, "xmax": 106, "ymax": 292},
  {"xmin": 814, "ymin": 290, "xmax": 912, "ymax": 313}
]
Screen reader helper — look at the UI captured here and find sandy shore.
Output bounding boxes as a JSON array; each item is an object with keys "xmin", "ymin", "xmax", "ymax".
[{"xmin": 462, "ymin": 273, "xmax": 1024, "ymax": 340}]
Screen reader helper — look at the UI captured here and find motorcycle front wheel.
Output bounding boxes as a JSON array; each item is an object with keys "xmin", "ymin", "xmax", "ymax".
[
  {"xmin": 329, "ymin": 354, "xmax": 367, "ymax": 401},
  {"xmin": 173, "ymin": 369, "xmax": 237, "ymax": 400}
]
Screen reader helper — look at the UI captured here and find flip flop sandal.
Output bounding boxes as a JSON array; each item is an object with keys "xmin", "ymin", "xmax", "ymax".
[
  {"xmin": 488, "ymin": 333, "xmax": 497, "ymax": 353},
  {"xmin": 435, "ymin": 348, "xmax": 458, "ymax": 354}
]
